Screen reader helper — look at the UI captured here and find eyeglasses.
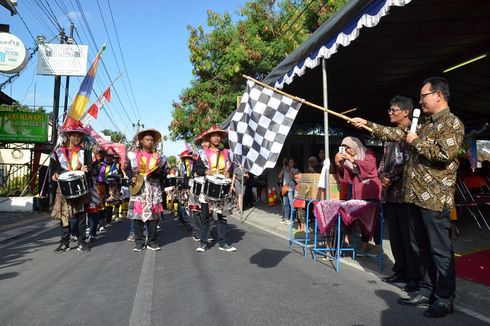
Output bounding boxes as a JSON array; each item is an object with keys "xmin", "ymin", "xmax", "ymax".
[
  {"xmin": 419, "ymin": 91, "xmax": 436, "ymax": 100},
  {"xmin": 387, "ymin": 108, "xmax": 403, "ymax": 114}
]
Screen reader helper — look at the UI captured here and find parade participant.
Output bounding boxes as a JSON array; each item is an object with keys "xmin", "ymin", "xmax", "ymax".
[
  {"xmin": 125, "ymin": 128, "xmax": 164, "ymax": 251},
  {"xmin": 351, "ymin": 77, "xmax": 463, "ymax": 318},
  {"xmin": 188, "ymin": 131, "xmax": 209, "ymax": 241},
  {"xmin": 93, "ymin": 149, "xmax": 108, "ymax": 233},
  {"xmin": 51, "ymin": 126, "xmax": 92, "ymax": 252},
  {"xmin": 86, "ymin": 148, "xmax": 105, "ymax": 242},
  {"xmin": 193, "ymin": 125, "xmax": 236, "ymax": 252},
  {"xmin": 101, "ymin": 148, "xmax": 124, "ymax": 225},
  {"xmin": 378, "ymin": 96, "xmax": 421, "ymax": 291},
  {"xmin": 177, "ymin": 149, "xmax": 194, "ymax": 226}
]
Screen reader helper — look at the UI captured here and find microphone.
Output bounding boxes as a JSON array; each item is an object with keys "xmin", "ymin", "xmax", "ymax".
[{"xmin": 410, "ymin": 108, "xmax": 421, "ymax": 134}]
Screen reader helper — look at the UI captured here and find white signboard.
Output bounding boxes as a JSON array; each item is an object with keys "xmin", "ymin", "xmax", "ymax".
[
  {"xmin": 0, "ymin": 32, "xmax": 28, "ymax": 74},
  {"xmin": 37, "ymin": 44, "xmax": 88, "ymax": 76}
]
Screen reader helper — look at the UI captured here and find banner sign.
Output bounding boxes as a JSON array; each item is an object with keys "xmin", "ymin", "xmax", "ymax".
[
  {"xmin": 0, "ymin": 111, "xmax": 49, "ymax": 143},
  {"xmin": 37, "ymin": 44, "xmax": 88, "ymax": 76}
]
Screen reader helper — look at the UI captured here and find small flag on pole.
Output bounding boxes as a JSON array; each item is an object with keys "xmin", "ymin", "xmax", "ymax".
[
  {"xmin": 228, "ymin": 80, "xmax": 302, "ymax": 176},
  {"xmin": 63, "ymin": 44, "xmax": 106, "ymax": 129},
  {"xmin": 80, "ymin": 86, "xmax": 111, "ymax": 126}
]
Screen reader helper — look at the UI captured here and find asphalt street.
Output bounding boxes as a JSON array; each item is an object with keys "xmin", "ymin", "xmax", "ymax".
[{"xmin": 0, "ymin": 216, "xmax": 487, "ymax": 326}]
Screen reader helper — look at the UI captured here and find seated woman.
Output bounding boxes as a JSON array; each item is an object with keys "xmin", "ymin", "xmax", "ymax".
[{"xmin": 334, "ymin": 137, "xmax": 382, "ymax": 256}]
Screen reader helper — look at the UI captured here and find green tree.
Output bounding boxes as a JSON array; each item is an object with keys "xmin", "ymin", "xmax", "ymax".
[
  {"xmin": 170, "ymin": 0, "xmax": 347, "ymax": 142},
  {"xmin": 100, "ymin": 129, "xmax": 127, "ymax": 143}
]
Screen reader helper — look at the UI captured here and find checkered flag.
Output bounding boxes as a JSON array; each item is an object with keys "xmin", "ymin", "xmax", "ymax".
[{"xmin": 228, "ymin": 80, "xmax": 302, "ymax": 175}]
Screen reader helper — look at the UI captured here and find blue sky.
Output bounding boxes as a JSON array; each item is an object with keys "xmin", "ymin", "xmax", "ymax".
[{"xmin": 0, "ymin": 0, "xmax": 245, "ymax": 156}]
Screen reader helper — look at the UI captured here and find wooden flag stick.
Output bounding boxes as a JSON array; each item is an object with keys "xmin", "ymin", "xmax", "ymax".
[
  {"xmin": 242, "ymin": 75, "xmax": 372, "ymax": 133},
  {"xmin": 340, "ymin": 108, "xmax": 357, "ymax": 115}
]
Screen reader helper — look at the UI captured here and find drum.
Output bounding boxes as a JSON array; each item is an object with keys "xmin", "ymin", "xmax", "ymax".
[
  {"xmin": 164, "ymin": 176, "xmax": 177, "ymax": 187},
  {"xmin": 177, "ymin": 176, "xmax": 190, "ymax": 189},
  {"xmin": 203, "ymin": 175, "xmax": 231, "ymax": 201},
  {"xmin": 106, "ymin": 175, "xmax": 121, "ymax": 184},
  {"xmin": 58, "ymin": 171, "xmax": 89, "ymax": 199},
  {"xmin": 191, "ymin": 177, "xmax": 205, "ymax": 196}
]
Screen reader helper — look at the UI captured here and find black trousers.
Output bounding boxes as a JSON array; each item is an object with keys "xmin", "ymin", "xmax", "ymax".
[
  {"xmin": 134, "ymin": 219, "xmax": 158, "ymax": 249},
  {"xmin": 105, "ymin": 206, "xmax": 113, "ymax": 224},
  {"xmin": 200, "ymin": 203, "xmax": 227, "ymax": 246},
  {"xmin": 407, "ymin": 204, "xmax": 455, "ymax": 300},
  {"xmin": 61, "ymin": 213, "xmax": 86, "ymax": 246},
  {"xmin": 385, "ymin": 202, "xmax": 420, "ymax": 280}
]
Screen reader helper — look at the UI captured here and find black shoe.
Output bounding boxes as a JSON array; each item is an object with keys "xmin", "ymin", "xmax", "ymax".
[
  {"xmin": 398, "ymin": 294, "xmax": 431, "ymax": 306},
  {"xmin": 382, "ymin": 274, "xmax": 407, "ymax": 284},
  {"xmin": 133, "ymin": 247, "xmax": 144, "ymax": 252},
  {"xmin": 423, "ymin": 300, "xmax": 454, "ymax": 318},
  {"xmin": 77, "ymin": 244, "xmax": 90, "ymax": 252},
  {"xmin": 196, "ymin": 243, "xmax": 209, "ymax": 252},
  {"xmin": 402, "ymin": 281, "xmax": 420, "ymax": 292},
  {"xmin": 147, "ymin": 244, "xmax": 161, "ymax": 251},
  {"xmin": 219, "ymin": 244, "xmax": 237, "ymax": 252},
  {"xmin": 54, "ymin": 244, "xmax": 70, "ymax": 253}
]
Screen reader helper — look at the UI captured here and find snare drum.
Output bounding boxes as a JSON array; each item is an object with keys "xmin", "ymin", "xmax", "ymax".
[
  {"xmin": 106, "ymin": 175, "xmax": 121, "ymax": 184},
  {"xmin": 203, "ymin": 175, "xmax": 231, "ymax": 201},
  {"xmin": 164, "ymin": 176, "xmax": 177, "ymax": 187},
  {"xmin": 191, "ymin": 177, "xmax": 205, "ymax": 196},
  {"xmin": 177, "ymin": 176, "xmax": 190, "ymax": 189},
  {"xmin": 58, "ymin": 171, "xmax": 89, "ymax": 199}
]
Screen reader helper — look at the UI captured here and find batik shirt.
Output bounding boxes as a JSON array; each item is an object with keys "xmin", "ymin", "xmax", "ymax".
[{"xmin": 367, "ymin": 108, "xmax": 464, "ymax": 212}]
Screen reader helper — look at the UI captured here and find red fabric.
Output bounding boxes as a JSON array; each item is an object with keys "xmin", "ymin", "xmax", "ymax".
[
  {"xmin": 455, "ymin": 249, "xmax": 490, "ymax": 286},
  {"xmin": 337, "ymin": 149, "xmax": 382, "ymax": 201}
]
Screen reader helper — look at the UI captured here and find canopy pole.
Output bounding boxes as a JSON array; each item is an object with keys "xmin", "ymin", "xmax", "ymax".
[
  {"xmin": 242, "ymin": 75, "xmax": 371, "ymax": 133},
  {"xmin": 322, "ymin": 58, "xmax": 330, "ymax": 200}
]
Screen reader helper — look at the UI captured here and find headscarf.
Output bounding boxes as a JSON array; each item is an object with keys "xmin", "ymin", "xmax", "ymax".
[{"xmin": 341, "ymin": 136, "xmax": 367, "ymax": 172}]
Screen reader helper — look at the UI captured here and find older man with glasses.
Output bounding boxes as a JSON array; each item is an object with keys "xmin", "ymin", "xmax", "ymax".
[{"xmin": 379, "ymin": 96, "xmax": 421, "ymax": 292}]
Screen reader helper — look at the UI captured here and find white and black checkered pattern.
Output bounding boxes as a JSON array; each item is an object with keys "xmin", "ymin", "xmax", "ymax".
[{"xmin": 228, "ymin": 80, "xmax": 302, "ymax": 175}]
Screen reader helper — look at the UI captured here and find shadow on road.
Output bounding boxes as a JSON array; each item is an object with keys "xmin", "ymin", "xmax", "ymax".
[{"xmin": 249, "ymin": 248, "xmax": 290, "ymax": 268}]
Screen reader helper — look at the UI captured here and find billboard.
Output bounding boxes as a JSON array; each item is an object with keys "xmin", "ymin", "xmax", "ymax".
[
  {"xmin": 0, "ymin": 32, "xmax": 28, "ymax": 74},
  {"xmin": 0, "ymin": 111, "xmax": 48, "ymax": 143},
  {"xmin": 37, "ymin": 44, "xmax": 88, "ymax": 76}
]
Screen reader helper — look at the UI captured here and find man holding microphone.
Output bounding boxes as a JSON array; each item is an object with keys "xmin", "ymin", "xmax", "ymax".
[{"xmin": 351, "ymin": 77, "xmax": 464, "ymax": 318}]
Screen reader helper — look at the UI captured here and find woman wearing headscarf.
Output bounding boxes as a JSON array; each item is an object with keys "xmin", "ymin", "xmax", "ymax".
[{"xmin": 335, "ymin": 136, "xmax": 382, "ymax": 256}]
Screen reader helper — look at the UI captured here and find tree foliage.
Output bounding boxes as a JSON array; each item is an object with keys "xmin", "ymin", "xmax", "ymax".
[
  {"xmin": 100, "ymin": 129, "xmax": 127, "ymax": 144},
  {"xmin": 170, "ymin": 0, "xmax": 348, "ymax": 142}
]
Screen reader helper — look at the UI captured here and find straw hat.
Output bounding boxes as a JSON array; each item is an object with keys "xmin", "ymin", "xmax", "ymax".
[
  {"xmin": 200, "ymin": 125, "xmax": 227, "ymax": 140},
  {"xmin": 194, "ymin": 130, "xmax": 206, "ymax": 145},
  {"xmin": 60, "ymin": 125, "xmax": 89, "ymax": 135},
  {"xmin": 137, "ymin": 128, "xmax": 162, "ymax": 143},
  {"xmin": 106, "ymin": 148, "xmax": 116, "ymax": 157},
  {"xmin": 179, "ymin": 149, "xmax": 193, "ymax": 159}
]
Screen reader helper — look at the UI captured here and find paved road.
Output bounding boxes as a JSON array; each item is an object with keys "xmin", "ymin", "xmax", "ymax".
[{"xmin": 0, "ymin": 216, "xmax": 487, "ymax": 326}]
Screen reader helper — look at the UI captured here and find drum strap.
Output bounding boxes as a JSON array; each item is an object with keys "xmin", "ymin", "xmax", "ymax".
[{"xmin": 215, "ymin": 148, "xmax": 221, "ymax": 174}]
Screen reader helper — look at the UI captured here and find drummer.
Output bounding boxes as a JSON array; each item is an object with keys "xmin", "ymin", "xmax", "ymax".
[
  {"xmin": 193, "ymin": 125, "xmax": 236, "ymax": 252},
  {"xmin": 104, "ymin": 148, "xmax": 124, "ymax": 224},
  {"xmin": 125, "ymin": 128, "xmax": 164, "ymax": 252},
  {"xmin": 188, "ymin": 131, "xmax": 209, "ymax": 242},
  {"xmin": 177, "ymin": 149, "xmax": 193, "ymax": 226},
  {"xmin": 50, "ymin": 125, "xmax": 93, "ymax": 252}
]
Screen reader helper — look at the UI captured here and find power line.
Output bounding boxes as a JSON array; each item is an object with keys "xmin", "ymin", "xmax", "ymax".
[
  {"xmin": 107, "ymin": 0, "xmax": 141, "ymax": 120},
  {"xmin": 96, "ymin": 0, "xmax": 139, "ymax": 122}
]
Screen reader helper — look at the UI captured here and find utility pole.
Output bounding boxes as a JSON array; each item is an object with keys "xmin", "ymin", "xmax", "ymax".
[
  {"xmin": 62, "ymin": 23, "xmax": 75, "ymax": 122},
  {"xmin": 132, "ymin": 120, "xmax": 144, "ymax": 132},
  {"xmin": 51, "ymin": 28, "xmax": 65, "ymax": 147}
]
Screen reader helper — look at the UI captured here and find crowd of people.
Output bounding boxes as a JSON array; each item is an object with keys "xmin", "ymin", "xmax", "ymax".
[
  {"xmin": 49, "ymin": 76, "xmax": 477, "ymax": 319},
  {"xmin": 50, "ymin": 124, "xmax": 240, "ymax": 254}
]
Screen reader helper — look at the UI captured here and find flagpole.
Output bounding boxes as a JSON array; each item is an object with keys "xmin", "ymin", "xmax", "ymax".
[{"xmin": 242, "ymin": 75, "xmax": 372, "ymax": 133}]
